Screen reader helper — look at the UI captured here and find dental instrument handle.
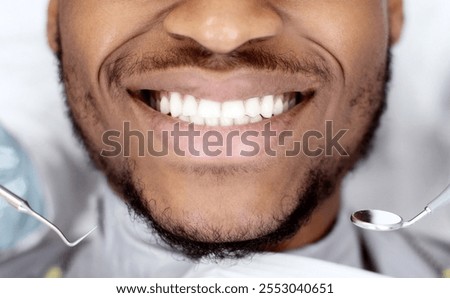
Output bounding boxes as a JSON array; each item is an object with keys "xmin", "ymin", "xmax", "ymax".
[
  {"xmin": 26, "ymin": 208, "xmax": 96, "ymax": 247},
  {"xmin": 426, "ymin": 183, "xmax": 450, "ymax": 212},
  {"xmin": 0, "ymin": 184, "xmax": 31, "ymax": 212},
  {"xmin": 0, "ymin": 184, "xmax": 96, "ymax": 247}
]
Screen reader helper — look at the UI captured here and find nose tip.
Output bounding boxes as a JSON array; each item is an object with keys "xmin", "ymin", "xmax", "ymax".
[{"xmin": 163, "ymin": 1, "xmax": 282, "ymax": 54}]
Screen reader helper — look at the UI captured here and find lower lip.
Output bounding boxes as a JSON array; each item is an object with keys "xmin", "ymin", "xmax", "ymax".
[{"xmin": 130, "ymin": 97, "xmax": 307, "ymax": 161}]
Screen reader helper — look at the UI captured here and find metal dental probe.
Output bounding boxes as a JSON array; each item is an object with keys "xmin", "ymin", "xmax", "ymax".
[{"xmin": 0, "ymin": 184, "xmax": 96, "ymax": 247}]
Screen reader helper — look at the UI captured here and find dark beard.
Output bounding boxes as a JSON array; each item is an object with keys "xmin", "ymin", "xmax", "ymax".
[
  {"xmin": 57, "ymin": 32, "xmax": 390, "ymax": 260},
  {"xmin": 119, "ymin": 166, "xmax": 334, "ymax": 260}
]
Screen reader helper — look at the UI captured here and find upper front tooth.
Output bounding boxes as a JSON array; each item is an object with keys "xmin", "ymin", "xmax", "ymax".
[
  {"xmin": 205, "ymin": 117, "xmax": 219, "ymax": 127},
  {"xmin": 234, "ymin": 116, "xmax": 250, "ymax": 125},
  {"xmin": 220, "ymin": 117, "xmax": 234, "ymax": 127},
  {"xmin": 183, "ymin": 95, "xmax": 198, "ymax": 116},
  {"xmin": 261, "ymin": 95, "xmax": 274, "ymax": 118},
  {"xmin": 198, "ymin": 99, "xmax": 221, "ymax": 118},
  {"xmin": 222, "ymin": 100, "xmax": 246, "ymax": 119},
  {"xmin": 160, "ymin": 93, "xmax": 170, "ymax": 115},
  {"xmin": 245, "ymin": 97, "xmax": 261, "ymax": 118},
  {"xmin": 179, "ymin": 115, "xmax": 190, "ymax": 122},
  {"xmin": 191, "ymin": 115, "xmax": 205, "ymax": 125},
  {"xmin": 169, "ymin": 92, "xmax": 183, "ymax": 117},
  {"xmin": 250, "ymin": 115, "xmax": 263, "ymax": 123},
  {"xmin": 273, "ymin": 95, "xmax": 284, "ymax": 116}
]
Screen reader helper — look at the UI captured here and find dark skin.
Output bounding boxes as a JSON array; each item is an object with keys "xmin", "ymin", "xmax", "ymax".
[{"xmin": 47, "ymin": 0, "xmax": 403, "ymax": 258}]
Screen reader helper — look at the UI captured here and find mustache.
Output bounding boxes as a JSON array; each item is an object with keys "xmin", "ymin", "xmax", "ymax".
[{"xmin": 106, "ymin": 45, "xmax": 333, "ymax": 88}]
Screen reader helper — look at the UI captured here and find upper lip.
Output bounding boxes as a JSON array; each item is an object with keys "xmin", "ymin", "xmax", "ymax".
[{"xmin": 122, "ymin": 68, "xmax": 321, "ymax": 102}]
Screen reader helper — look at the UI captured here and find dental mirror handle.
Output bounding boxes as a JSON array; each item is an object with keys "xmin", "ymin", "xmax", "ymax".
[
  {"xmin": 0, "ymin": 185, "xmax": 31, "ymax": 212},
  {"xmin": 426, "ymin": 183, "xmax": 450, "ymax": 212},
  {"xmin": 0, "ymin": 184, "xmax": 96, "ymax": 247}
]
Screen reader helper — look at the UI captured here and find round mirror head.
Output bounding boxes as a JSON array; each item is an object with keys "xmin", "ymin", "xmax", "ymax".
[{"xmin": 351, "ymin": 209, "xmax": 403, "ymax": 231}]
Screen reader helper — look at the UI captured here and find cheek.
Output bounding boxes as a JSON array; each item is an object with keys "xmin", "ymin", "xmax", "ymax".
[
  {"xmin": 59, "ymin": 2, "xmax": 156, "ymax": 86},
  {"xmin": 58, "ymin": 3, "xmax": 145, "ymax": 143},
  {"xmin": 293, "ymin": 6, "xmax": 390, "ymax": 160},
  {"xmin": 297, "ymin": 1, "xmax": 389, "ymax": 85},
  {"xmin": 296, "ymin": 4, "xmax": 390, "ymax": 124}
]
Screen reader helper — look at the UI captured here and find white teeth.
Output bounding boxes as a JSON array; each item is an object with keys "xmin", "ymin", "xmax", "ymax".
[
  {"xmin": 179, "ymin": 115, "xmax": 190, "ymax": 122},
  {"xmin": 234, "ymin": 116, "xmax": 250, "ymax": 126},
  {"xmin": 183, "ymin": 95, "xmax": 198, "ymax": 116},
  {"xmin": 261, "ymin": 95, "xmax": 274, "ymax": 119},
  {"xmin": 205, "ymin": 117, "xmax": 219, "ymax": 127},
  {"xmin": 198, "ymin": 99, "xmax": 221, "ymax": 118},
  {"xmin": 191, "ymin": 116, "xmax": 205, "ymax": 126},
  {"xmin": 155, "ymin": 92, "xmax": 299, "ymax": 127},
  {"xmin": 169, "ymin": 92, "xmax": 183, "ymax": 117},
  {"xmin": 245, "ymin": 97, "xmax": 261, "ymax": 118},
  {"xmin": 222, "ymin": 100, "xmax": 246, "ymax": 119},
  {"xmin": 250, "ymin": 115, "xmax": 263, "ymax": 123},
  {"xmin": 273, "ymin": 95, "xmax": 284, "ymax": 116},
  {"xmin": 160, "ymin": 94, "xmax": 170, "ymax": 115},
  {"xmin": 220, "ymin": 117, "xmax": 234, "ymax": 127}
]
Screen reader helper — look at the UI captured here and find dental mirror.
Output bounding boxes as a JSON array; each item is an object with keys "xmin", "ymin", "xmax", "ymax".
[{"xmin": 352, "ymin": 183, "xmax": 450, "ymax": 231}]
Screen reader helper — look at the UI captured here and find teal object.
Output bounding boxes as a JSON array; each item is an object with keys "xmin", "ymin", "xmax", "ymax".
[{"xmin": 0, "ymin": 125, "xmax": 46, "ymax": 250}]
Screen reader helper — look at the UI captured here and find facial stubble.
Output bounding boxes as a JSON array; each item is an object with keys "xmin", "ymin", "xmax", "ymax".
[{"xmin": 57, "ymin": 36, "xmax": 390, "ymax": 260}]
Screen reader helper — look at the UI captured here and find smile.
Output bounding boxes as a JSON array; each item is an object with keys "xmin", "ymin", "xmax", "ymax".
[{"xmin": 134, "ymin": 90, "xmax": 312, "ymax": 127}]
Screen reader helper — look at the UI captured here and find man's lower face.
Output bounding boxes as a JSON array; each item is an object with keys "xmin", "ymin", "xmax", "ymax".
[{"xmin": 58, "ymin": 32, "xmax": 390, "ymax": 260}]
